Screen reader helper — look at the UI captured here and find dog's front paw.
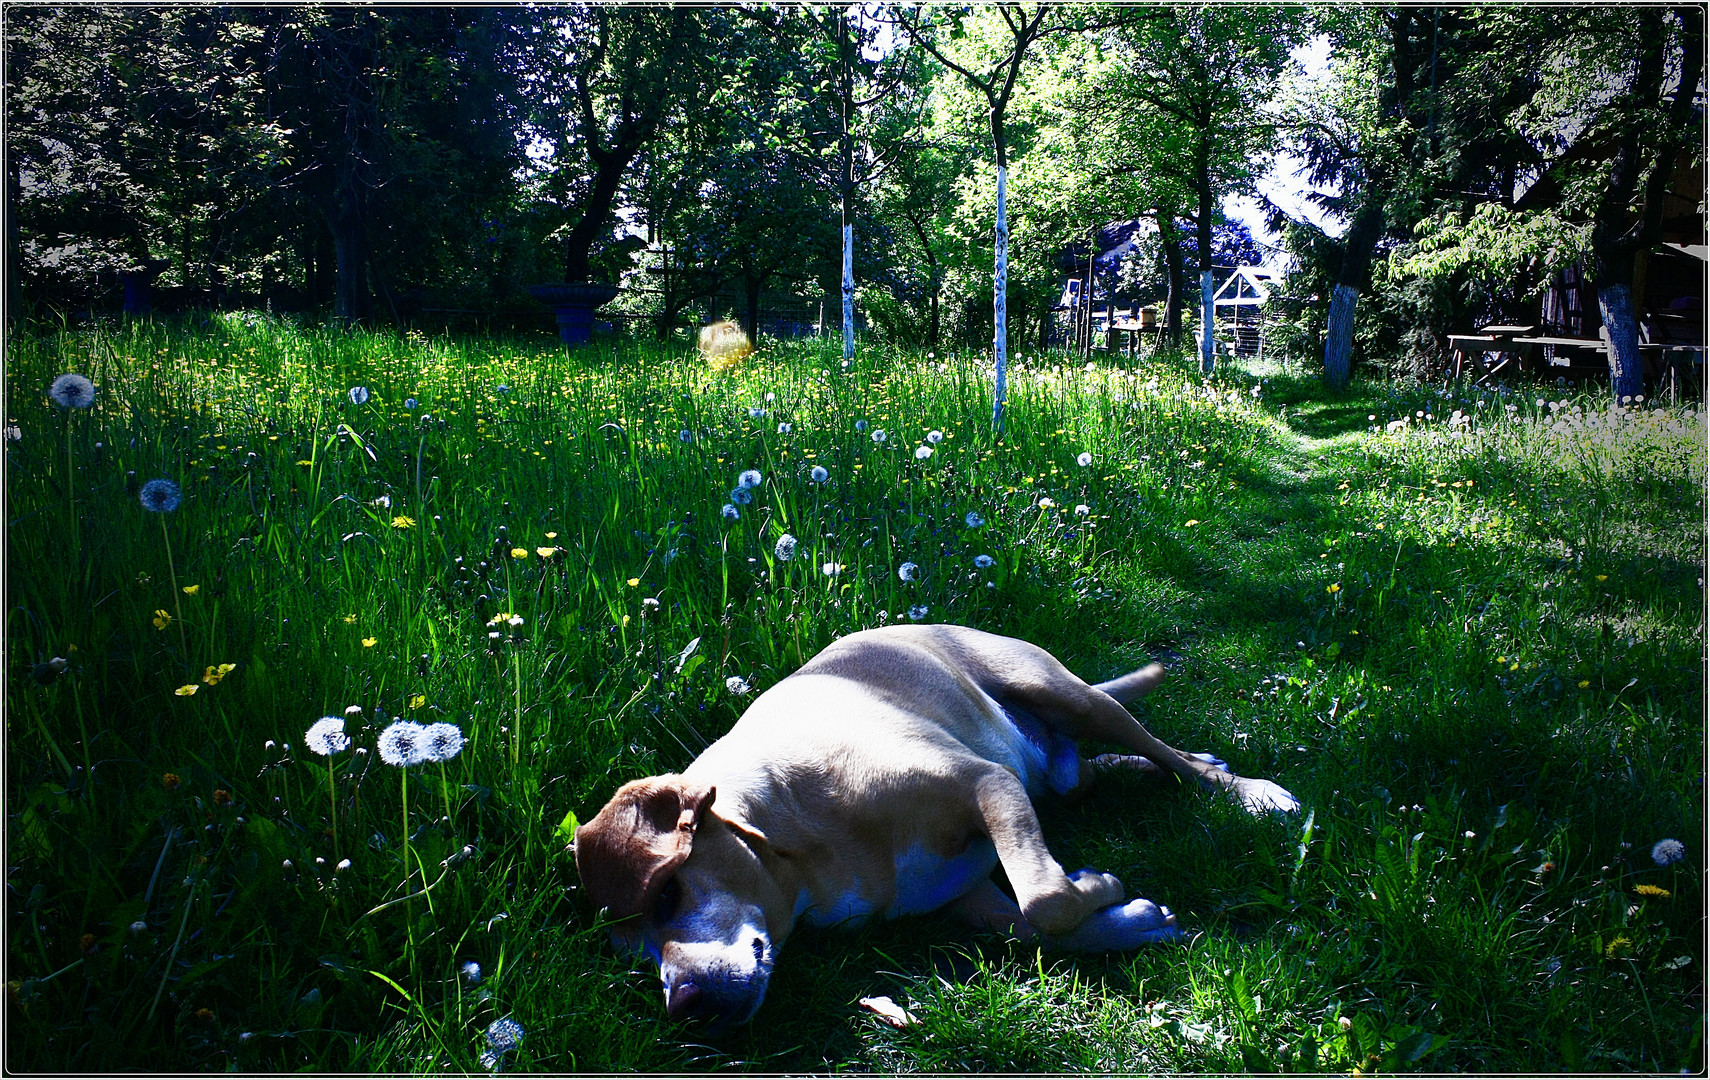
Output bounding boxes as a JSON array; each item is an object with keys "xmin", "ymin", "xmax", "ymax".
[
  {"xmin": 1231, "ymin": 776, "xmax": 1300, "ymax": 816},
  {"xmin": 1051, "ymin": 898, "xmax": 1184, "ymax": 952}
]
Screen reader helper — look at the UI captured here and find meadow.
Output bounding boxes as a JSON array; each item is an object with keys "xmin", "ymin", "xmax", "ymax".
[{"xmin": 5, "ymin": 314, "xmax": 1704, "ymax": 1073}]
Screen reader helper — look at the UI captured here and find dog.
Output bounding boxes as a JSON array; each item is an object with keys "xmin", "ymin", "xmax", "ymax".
[{"xmin": 572, "ymin": 624, "xmax": 1299, "ymax": 1030}]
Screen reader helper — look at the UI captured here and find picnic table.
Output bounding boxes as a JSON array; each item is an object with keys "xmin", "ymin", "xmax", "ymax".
[{"xmin": 1447, "ymin": 324, "xmax": 1535, "ymax": 381}]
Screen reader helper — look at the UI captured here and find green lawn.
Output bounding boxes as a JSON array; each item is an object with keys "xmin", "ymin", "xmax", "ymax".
[{"xmin": 6, "ymin": 315, "xmax": 1703, "ymax": 1072}]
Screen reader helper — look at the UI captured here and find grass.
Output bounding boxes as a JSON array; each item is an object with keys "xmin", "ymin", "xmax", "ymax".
[{"xmin": 5, "ymin": 313, "xmax": 1703, "ymax": 1072}]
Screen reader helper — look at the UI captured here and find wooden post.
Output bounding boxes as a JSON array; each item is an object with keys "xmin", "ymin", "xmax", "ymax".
[
  {"xmin": 1199, "ymin": 269, "xmax": 1216, "ymax": 374},
  {"xmin": 992, "ymin": 164, "xmax": 1008, "ymax": 430},
  {"xmin": 842, "ymin": 223, "xmax": 855, "ymax": 362}
]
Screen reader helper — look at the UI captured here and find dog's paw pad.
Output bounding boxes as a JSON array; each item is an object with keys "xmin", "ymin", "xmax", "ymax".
[
  {"xmin": 1191, "ymin": 752, "xmax": 1231, "ymax": 773},
  {"xmin": 1058, "ymin": 898, "xmax": 1185, "ymax": 951}
]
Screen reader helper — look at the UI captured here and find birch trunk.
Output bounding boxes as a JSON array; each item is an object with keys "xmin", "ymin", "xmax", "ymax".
[
  {"xmin": 1598, "ymin": 284, "xmax": 1645, "ymax": 402},
  {"xmin": 1199, "ymin": 269, "xmax": 1216, "ymax": 374},
  {"xmin": 992, "ymin": 164, "xmax": 1009, "ymax": 430},
  {"xmin": 1323, "ymin": 283, "xmax": 1358, "ymax": 389},
  {"xmin": 842, "ymin": 223, "xmax": 855, "ymax": 362}
]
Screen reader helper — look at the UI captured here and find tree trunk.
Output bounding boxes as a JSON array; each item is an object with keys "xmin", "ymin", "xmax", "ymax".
[
  {"xmin": 1599, "ymin": 283, "xmax": 1645, "ymax": 403},
  {"xmin": 841, "ymin": 221, "xmax": 855, "ymax": 361},
  {"xmin": 1321, "ymin": 189, "xmax": 1386, "ymax": 389},
  {"xmin": 1160, "ymin": 214, "xmax": 1184, "ymax": 348},
  {"xmin": 744, "ymin": 272, "xmax": 763, "ymax": 343},
  {"xmin": 992, "ymin": 163, "xmax": 1009, "ymax": 430},
  {"xmin": 562, "ymin": 152, "xmax": 631, "ymax": 283},
  {"xmin": 329, "ymin": 176, "xmax": 370, "ymax": 326}
]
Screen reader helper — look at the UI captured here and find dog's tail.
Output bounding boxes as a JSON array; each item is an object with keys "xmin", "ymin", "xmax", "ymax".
[{"xmin": 1092, "ymin": 662, "xmax": 1166, "ymax": 705}]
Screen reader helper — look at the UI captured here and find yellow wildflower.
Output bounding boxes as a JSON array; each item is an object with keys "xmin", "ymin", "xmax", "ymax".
[
  {"xmin": 362, "ymin": 637, "xmax": 378, "ymax": 648},
  {"xmin": 409, "ymin": 694, "xmax": 426, "ymax": 710},
  {"xmin": 536, "ymin": 546, "xmax": 558, "ymax": 558},
  {"xmin": 510, "ymin": 547, "xmax": 528, "ymax": 559},
  {"xmin": 391, "ymin": 515, "xmax": 416, "ymax": 529},
  {"xmin": 182, "ymin": 584, "xmax": 199, "ymax": 596},
  {"xmin": 1327, "ymin": 583, "xmax": 1341, "ymax": 594},
  {"xmin": 152, "ymin": 610, "xmax": 172, "ymax": 630},
  {"xmin": 343, "ymin": 614, "xmax": 357, "ymax": 624},
  {"xmin": 174, "ymin": 684, "xmax": 199, "ymax": 697},
  {"xmin": 1184, "ymin": 519, "xmax": 1200, "ymax": 527},
  {"xmin": 1635, "ymin": 884, "xmax": 1671, "ymax": 899},
  {"xmin": 627, "ymin": 577, "xmax": 641, "ymax": 587}
]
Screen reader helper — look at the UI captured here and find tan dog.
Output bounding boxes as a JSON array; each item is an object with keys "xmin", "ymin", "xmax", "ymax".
[{"xmin": 573, "ymin": 624, "xmax": 1298, "ymax": 1029}]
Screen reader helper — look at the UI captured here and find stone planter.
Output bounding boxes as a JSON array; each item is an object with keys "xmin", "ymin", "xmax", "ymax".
[{"xmin": 528, "ymin": 282, "xmax": 621, "ymax": 345}]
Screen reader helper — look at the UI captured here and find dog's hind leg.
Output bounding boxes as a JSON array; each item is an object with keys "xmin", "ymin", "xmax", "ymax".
[{"xmin": 938, "ymin": 629, "xmax": 1298, "ymax": 816}]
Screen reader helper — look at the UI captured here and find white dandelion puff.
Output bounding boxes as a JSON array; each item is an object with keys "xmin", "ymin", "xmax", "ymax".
[
  {"xmin": 965, "ymin": 511, "xmax": 985, "ymax": 528},
  {"xmin": 821, "ymin": 561, "xmax": 843, "ymax": 576},
  {"xmin": 404, "ymin": 397, "xmax": 418, "ymax": 410},
  {"xmin": 927, "ymin": 429, "xmax": 943, "ymax": 443},
  {"xmin": 855, "ymin": 419, "xmax": 868, "ymax": 431},
  {"xmin": 461, "ymin": 961, "xmax": 482, "ymax": 985},
  {"xmin": 304, "ymin": 717, "xmax": 350, "ymax": 756},
  {"xmin": 1653, "ymin": 838, "xmax": 1686, "ymax": 866},
  {"xmin": 809, "ymin": 465, "xmax": 829, "ymax": 483},
  {"xmin": 914, "ymin": 445, "xmax": 933, "ymax": 460},
  {"xmin": 139, "ymin": 478, "xmax": 183, "ymax": 513},
  {"xmin": 974, "ymin": 554, "xmax": 995, "ymax": 569},
  {"xmin": 897, "ymin": 562, "xmax": 919, "ymax": 582},
  {"xmin": 738, "ymin": 469, "xmax": 763, "ymax": 489},
  {"xmin": 721, "ymin": 503, "xmax": 740, "ymax": 522},
  {"xmin": 1077, "ymin": 452, "xmax": 1093, "ymax": 467},
  {"xmin": 774, "ymin": 533, "xmax": 798, "ymax": 562},
  {"xmin": 871, "ymin": 429, "xmax": 888, "ymax": 444},
  {"xmin": 908, "ymin": 604, "xmax": 929, "ymax": 621},
  {"xmin": 1074, "ymin": 504, "xmax": 1090, "ymax": 516},
  {"xmin": 777, "ymin": 422, "xmax": 791, "ymax": 435},
  {"xmin": 729, "ymin": 486, "xmax": 753, "ymax": 506},
  {"xmin": 485, "ymin": 1018, "xmax": 524, "ymax": 1053},
  {"xmin": 725, "ymin": 675, "xmax": 751, "ymax": 695},
  {"xmin": 377, "ymin": 721, "xmax": 428, "ymax": 767},
  {"xmin": 422, "ymin": 722, "xmax": 465, "ymax": 763},
  {"xmin": 348, "ymin": 386, "xmax": 370, "ymax": 406},
  {"xmin": 679, "ymin": 429, "xmax": 693, "ymax": 443},
  {"xmin": 49, "ymin": 373, "xmax": 96, "ymax": 409},
  {"xmin": 748, "ymin": 407, "xmax": 766, "ymax": 420}
]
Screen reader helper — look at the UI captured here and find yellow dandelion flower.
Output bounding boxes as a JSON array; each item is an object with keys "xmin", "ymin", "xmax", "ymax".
[
  {"xmin": 391, "ymin": 515, "xmax": 416, "ymax": 529},
  {"xmin": 296, "ymin": 459, "xmax": 313, "ymax": 466},
  {"xmin": 1327, "ymin": 583, "xmax": 1341, "ymax": 594},
  {"xmin": 174, "ymin": 684, "xmax": 199, "ymax": 697},
  {"xmin": 627, "ymin": 577, "xmax": 641, "ymax": 587},
  {"xmin": 1605, "ymin": 935, "xmax": 1632, "ymax": 957},
  {"xmin": 152, "ymin": 609, "xmax": 173, "ymax": 630},
  {"xmin": 182, "ymin": 584, "xmax": 199, "ymax": 596},
  {"xmin": 362, "ymin": 637, "xmax": 378, "ymax": 648},
  {"xmin": 409, "ymin": 694, "xmax": 426, "ymax": 709},
  {"xmin": 1635, "ymin": 884, "xmax": 1671, "ymax": 898},
  {"xmin": 545, "ymin": 531, "xmax": 558, "ymax": 540},
  {"xmin": 510, "ymin": 547, "xmax": 528, "ymax": 559},
  {"xmin": 536, "ymin": 546, "xmax": 557, "ymax": 558}
]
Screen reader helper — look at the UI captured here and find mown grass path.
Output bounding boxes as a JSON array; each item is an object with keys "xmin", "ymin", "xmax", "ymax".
[{"xmin": 6, "ymin": 318, "xmax": 1702, "ymax": 1072}]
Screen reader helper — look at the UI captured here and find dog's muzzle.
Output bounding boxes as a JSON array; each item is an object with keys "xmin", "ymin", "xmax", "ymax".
[{"xmin": 660, "ymin": 927, "xmax": 772, "ymax": 1030}]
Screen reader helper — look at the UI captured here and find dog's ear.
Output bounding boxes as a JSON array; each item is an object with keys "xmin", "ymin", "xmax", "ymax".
[{"xmin": 573, "ymin": 776, "xmax": 716, "ymax": 920}]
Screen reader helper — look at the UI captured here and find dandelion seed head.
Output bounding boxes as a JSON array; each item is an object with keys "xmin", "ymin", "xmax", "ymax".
[
  {"xmin": 927, "ymin": 429, "xmax": 943, "ymax": 443},
  {"xmin": 461, "ymin": 961, "xmax": 482, "ymax": 985},
  {"xmin": 377, "ymin": 720, "xmax": 428, "ymax": 767},
  {"xmin": 1653, "ymin": 838, "xmax": 1686, "ymax": 866},
  {"xmin": 422, "ymin": 722, "xmax": 465, "ymax": 763},
  {"xmin": 305, "ymin": 716, "xmax": 350, "ymax": 756},
  {"xmin": 729, "ymin": 486, "xmax": 752, "ymax": 505},
  {"xmin": 486, "ymin": 1018, "xmax": 525, "ymax": 1053},
  {"xmin": 871, "ymin": 429, "xmax": 887, "ymax": 444},
  {"xmin": 725, "ymin": 675, "xmax": 751, "ymax": 695},
  {"xmin": 1074, "ymin": 504, "xmax": 1089, "ymax": 516},
  {"xmin": 974, "ymin": 554, "xmax": 994, "ymax": 568},
  {"xmin": 721, "ymin": 503, "xmax": 740, "ymax": 521},
  {"xmin": 821, "ymin": 561, "xmax": 842, "ymax": 576},
  {"xmin": 1077, "ymin": 452, "xmax": 1093, "ymax": 467},
  {"xmin": 809, "ymin": 465, "xmax": 829, "ymax": 483},
  {"xmin": 965, "ymin": 511, "xmax": 985, "ymax": 528},
  {"xmin": 914, "ymin": 445, "xmax": 933, "ymax": 460},
  {"xmin": 404, "ymin": 397, "xmax": 418, "ymax": 410},
  {"xmin": 139, "ymin": 478, "xmax": 183, "ymax": 513},
  {"xmin": 897, "ymin": 562, "xmax": 919, "ymax": 582},
  {"xmin": 738, "ymin": 469, "xmax": 763, "ymax": 489},
  {"xmin": 908, "ymin": 604, "xmax": 929, "ymax": 621},
  {"xmin": 49, "ymin": 373, "xmax": 95, "ymax": 409},
  {"xmin": 348, "ymin": 386, "xmax": 370, "ymax": 405},
  {"xmin": 855, "ymin": 419, "xmax": 868, "ymax": 431},
  {"xmin": 777, "ymin": 422, "xmax": 791, "ymax": 435},
  {"xmin": 679, "ymin": 429, "xmax": 693, "ymax": 443},
  {"xmin": 774, "ymin": 533, "xmax": 798, "ymax": 562}
]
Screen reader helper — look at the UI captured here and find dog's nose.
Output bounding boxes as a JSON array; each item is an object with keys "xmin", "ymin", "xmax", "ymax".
[{"xmin": 665, "ymin": 979, "xmax": 706, "ymax": 1022}]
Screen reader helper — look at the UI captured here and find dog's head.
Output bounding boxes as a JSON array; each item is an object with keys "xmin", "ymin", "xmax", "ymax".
[{"xmin": 572, "ymin": 776, "xmax": 787, "ymax": 1030}]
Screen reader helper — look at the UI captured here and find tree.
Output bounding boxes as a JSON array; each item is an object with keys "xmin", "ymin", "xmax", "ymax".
[
  {"xmin": 891, "ymin": 3, "xmax": 1066, "ymax": 430},
  {"xmin": 1102, "ymin": 7, "xmax": 1302, "ymax": 375}
]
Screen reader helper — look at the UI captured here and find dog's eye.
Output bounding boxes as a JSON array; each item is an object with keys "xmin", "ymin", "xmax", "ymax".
[{"xmin": 654, "ymin": 878, "xmax": 681, "ymax": 921}]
